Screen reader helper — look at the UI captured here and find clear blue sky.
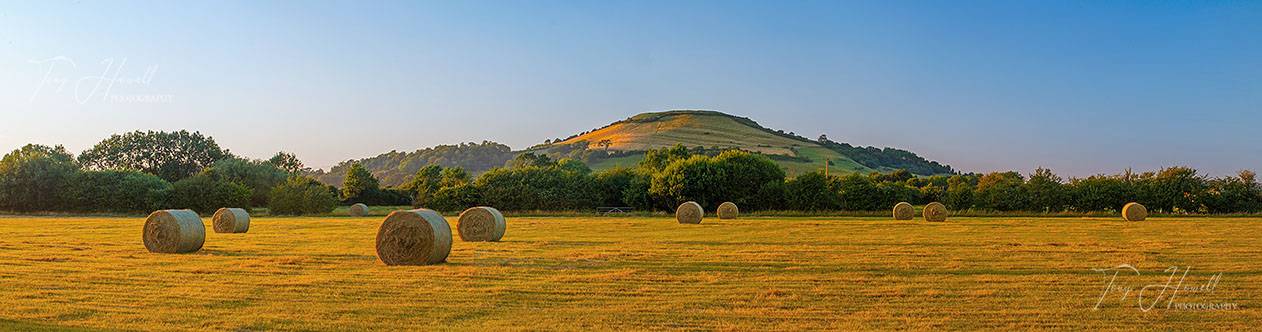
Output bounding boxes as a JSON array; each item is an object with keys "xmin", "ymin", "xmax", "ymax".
[{"xmin": 1, "ymin": 0, "xmax": 1259, "ymax": 177}]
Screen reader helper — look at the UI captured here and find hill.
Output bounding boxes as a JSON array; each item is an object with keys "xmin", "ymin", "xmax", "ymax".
[
  {"xmin": 317, "ymin": 110, "xmax": 954, "ymax": 187},
  {"xmin": 533, "ymin": 110, "xmax": 953, "ymax": 177}
]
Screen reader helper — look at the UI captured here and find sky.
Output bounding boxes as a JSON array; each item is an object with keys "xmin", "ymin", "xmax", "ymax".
[{"xmin": 1, "ymin": 0, "xmax": 1259, "ymax": 177}]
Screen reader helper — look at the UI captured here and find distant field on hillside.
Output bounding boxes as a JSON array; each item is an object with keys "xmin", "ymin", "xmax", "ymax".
[{"xmin": 0, "ymin": 215, "xmax": 1256, "ymax": 331}]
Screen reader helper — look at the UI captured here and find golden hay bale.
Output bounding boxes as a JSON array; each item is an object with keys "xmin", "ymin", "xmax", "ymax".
[
  {"xmin": 212, "ymin": 208, "xmax": 250, "ymax": 233},
  {"xmin": 142, "ymin": 210, "xmax": 205, "ymax": 254},
  {"xmin": 923, "ymin": 202, "xmax": 948, "ymax": 222},
  {"xmin": 349, "ymin": 203, "xmax": 368, "ymax": 217},
  {"xmin": 717, "ymin": 202, "xmax": 739, "ymax": 219},
  {"xmin": 893, "ymin": 202, "xmax": 915, "ymax": 220},
  {"xmin": 1123, "ymin": 202, "xmax": 1147, "ymax": 221},
  {"xmin": 676, "ymin": 201, "xmax": 703, "ymax": 224},
  {"xmin": 457, "ymin": 206, "xmax": 507, "ymax": 242},
  {"xmin": 376, "ymin": 209, "xmax": 452, "ymax": 265}
]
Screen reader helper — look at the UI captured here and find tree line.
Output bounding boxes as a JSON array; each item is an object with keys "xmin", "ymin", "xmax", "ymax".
[{"xmin": 2, "ymin": 131, "xmax": 1258, "ymax": 215}]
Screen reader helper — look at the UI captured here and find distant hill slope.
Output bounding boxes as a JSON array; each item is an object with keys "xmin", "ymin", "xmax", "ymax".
[
  {"xmin": 538, "ymin": 110, "xmax": 953, "ymax": 177},
  {"xmin": 318, "ymin": 110, "xmax": 954, "ymax": 187}
]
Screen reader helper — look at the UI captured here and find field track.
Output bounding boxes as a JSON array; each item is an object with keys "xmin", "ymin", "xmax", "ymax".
[{"xmin": 0, "ymin": 215, "xmax": 1258, "ymax": 331}]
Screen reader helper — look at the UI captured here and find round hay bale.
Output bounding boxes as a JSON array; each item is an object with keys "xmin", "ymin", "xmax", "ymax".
[
  {"xmin": 717, "ymin": 202, "xmax": 738, "ymax": 219},
  {"xmin": 349, "ymin": 203, "xmax": 368, "ymax": 217},
  {"xmin": 1123, "ymin": 202, "xmax": 1147, "ymax": 221},
  {"xmin": 676, "ymin": 201, "xmax": 703, "ymax": 224},
  {"xmin": 376, "ymin": 209, "xmax": 452, "ymax": 265},
  {"xmin": 923, "ymin": 202, "xmax": 948, "ymax": 222},
  {"xmin": 457, "ymin": 206, "xmax": 507, "ymax": 242},
  {"xmin": 212, "ymin": 208, "xmax": 250, "ymax": 233},
  {"xmin": 142, "ymin": 210, "xmax": 205, "ymax": 254},
  {"xmin": 893, "ymin": 202, "xmax": 915, "ymax": 220}
]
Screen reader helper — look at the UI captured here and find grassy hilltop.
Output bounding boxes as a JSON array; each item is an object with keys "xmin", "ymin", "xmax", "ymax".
[{"xmin": 317, "ymin": 110, "xmax": 954, "ymax": 187}]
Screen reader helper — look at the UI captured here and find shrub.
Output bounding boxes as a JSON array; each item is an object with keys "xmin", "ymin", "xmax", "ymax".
[
  {"xmin": 70, "ymin": 170, "xmax": 171, "ymax": 213},
  {"xmin": 169, "ymin": 169, "xmax": 253, "ymax": 214},
  {"xmin": 0, "ymin": 144, "xmax": 79, "ymax": 212},
  {"xmin": 269, "ymin": 176, "xmax": 338, "ymax": 215}
]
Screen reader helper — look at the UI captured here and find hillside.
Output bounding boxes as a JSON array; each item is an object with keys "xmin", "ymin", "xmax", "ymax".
[
  {"xmin": 535, "ymin": 110, "xmax": 953, "ymax": 177},
  {"xmin": 319, "ymin": 110, "xmax": 953, "ymax": 187}
]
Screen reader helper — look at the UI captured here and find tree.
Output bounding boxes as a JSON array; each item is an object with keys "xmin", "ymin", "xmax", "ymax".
[
  {"xmin": 268, "ymin": 151, "xmax": 309, "ymax": 174},
  {"xmin": 269, "ymin": 176, "xmax": 338, "ymax": 215},
  {"xmin": 837, "ymin": 172, "xmax": 880, "ymax": 211},
  {"xmin": 639, "ymin": 144, "xmax": 690, "ymax": 172},
  {"xmin": 69, "ymin": 170, "xmax": 170, "ymax": 213},
  {"xmin": 817, "ymin": 134, "xmax": 828, "ymax": 143},
  {"xmin": 974, "ymin": 172, "xmax": 1026, "ymax": 211},
  {"xmin": 784, "ymin": 170, "xmax": 841, "ymax": 211},
  {"xmin": 0, "ymin": 144, "xmax": 80, "ymax": 212},
  {"xmin": 78, "ymin": 130, "xmax": 228, "ymax": 182},
  {"xmin": 597, "ymin": 139, "xmax": 613, "ymax": 150},
  {"xmin": 1025, "ymin": 167, "xmax": 1066, "ymax": 212},
  {"xmin": 210, "ymin": 158, "xmax": 288, "ymax": 207},
  {"xmin": 168, "ymin": 169, "xmax": 252, "ymax": 214},
  {"xmin": 342, "ymin": 163, "xmax": 380, "ymax": 203}
]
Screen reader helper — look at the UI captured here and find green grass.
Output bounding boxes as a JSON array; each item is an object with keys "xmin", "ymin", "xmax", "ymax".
[{"xmin": 0, "ymin": 215, "xmax": 1257, "ymax": 331}]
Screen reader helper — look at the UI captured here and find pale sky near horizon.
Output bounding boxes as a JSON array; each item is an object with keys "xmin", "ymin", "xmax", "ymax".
[{"xmin": 1, "ymin": 1, "xmax": 1259, "ymax": 177}]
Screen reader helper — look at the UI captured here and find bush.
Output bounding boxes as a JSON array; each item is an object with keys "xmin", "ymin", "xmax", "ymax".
[
  {"xmin": 784, "ymin": 170, "xmax": 841, "ymax": 211},
  {"xmin": 209, "ymin": 158, "xmax": 289, "ymax": 207},
  {"xmin": 0, "ymin": 144, "xmax": 79, "ymax": 212},
  {"xmin": 269, "ymin": 176, "xmax": 338, "ymax": 215},
  {"xmin": 69, "ymin": 170, "xmax": 170, "ymax": 213},
  {"xmin": 169, "ymin": 169, "xmax": 253, "ymax": 214}
]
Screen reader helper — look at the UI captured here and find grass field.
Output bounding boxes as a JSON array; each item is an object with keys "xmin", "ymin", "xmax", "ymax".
[{"xmin": 0, "ymin": 215, "xmax": 1257, "ymax": 331}]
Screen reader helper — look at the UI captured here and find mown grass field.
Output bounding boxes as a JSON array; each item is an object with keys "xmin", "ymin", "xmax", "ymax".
[{"xmin": 0, "ymin": 215, "xmax": 1257, "ymax": 331}]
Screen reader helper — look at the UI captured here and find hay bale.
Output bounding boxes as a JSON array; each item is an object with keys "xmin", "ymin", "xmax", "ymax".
[
  {"xmin": 457, "ymin": 206, "xmax": 507, "ymax": 242},
  {"xmin": 376, "ymin": 209, "xmax": 452, "ymax": 265},
  {"xmin": 893, "ymin": 202, "xmax": 915, "ymax": 220},
  {"xmin": 717, "ymin": 202, "xmax": 739, "ymax": 219},
  {"xmin": 1123, "ymin": 202, "xmax": 1147, "ymax": 221},
  {"xmin": 676, "ymin": 201, "xmax": 703, "ymax": 224},
  {"xmin": 142, "ymin": 210, "xmax": 205, "ymax": 254},
  {"xmin": 923, "ymin": 202, "xmax": 948, "ymax": 222},
  {"xmin": 349, "ymin": 203, "xmax": 368, "ymax": 217},
  {"xmin": 212, "ymin": 208, "xmax": 250, "ymax": 233}
]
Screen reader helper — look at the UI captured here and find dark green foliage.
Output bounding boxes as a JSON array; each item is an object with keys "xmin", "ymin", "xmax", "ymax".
[
  {"xmin": 169, "ymin": 169, "xmax": 253, "ymax": 214},
  {"xmin": 817, "ymin": 139, "xmax": 954, "ymax": 175},
  {"xmin": 342, "ymin": 163, "xmax": 379, "ymax": 202},
  {"xmin": 427, "ymin": 184, "xmax": 480, "ymax": 211},
  {"xmin": 974, "ymin": 172, "xmax": 1027, "ymax": 211},
  {"xmin": 77, "ymin": 130, "xmax": 228, "ymax": 182},
  {"xmin": 648, "ymin": 155, "xmax": 728, "ymax": 209},
  {"xmin": 945, "ymin": 175, "xmax": 975, "ymax": 210},
  {"xmin": 317, "ymin": 141, "xmax": 513, "ymax": 187},
  {"xmin": 837, "ymin": 172, "xmax": 881, "ymax": 211},
  {"xmin": 210, "ymin": 158, "xmax": 288, "ymax": 207},
  {"xmin": 69, "ymin": 170, "xmax": 170, "ymax": 213},
  {"xmin": 1202, "ymin": 171, "xmax": 1262, "ymax": 213},
  {"xmin": 268, "ymin": 151, "xmax": 309, "ymax": 174},
  {"xmin": 1068, "ymin": 175, "xmax": 1129, "ymax": 212},
  {"xmin": 0, "ymin": 144, "xmax": 80, "ymax": 212},
  {"xmin": 268, "ymin": 176, "xmax": 338, "ymax": 215},
  {"xmin": 784, "ymin": 170, "xmax": 841, "ymax": 211},
  {"xmin": 1025, "ymin": 168, "xmax": 1067, "ymax": 212}
]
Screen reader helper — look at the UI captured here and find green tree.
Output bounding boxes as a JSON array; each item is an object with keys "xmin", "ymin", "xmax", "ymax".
[
  {"xmin": 69, "ymin": 170, "xmax": 170, "ymax": 213},
  {"xmin": 268, "ymin": 151, "xmax": 309, "ymax": 174},
  {"xmin": 210, "ymin": 158, "xmax": 288, "ymax": 207},
  {"xmin": 269, "ymin": 176, "xmax": 338, "ymax": 215},
  {"xmin": 0, "ymin": 144, "xmax": 80, "ymax": 212},
  {"xmin": 342, "ymin": 163, "xmax": 380, "ymax": 203},
  {"xmin": 974, "ymin": 172, "xmax": 1027, "ymax": 211},
  {"xmin": 78, "ymin": 130, "xmax": 229, "ymax": 182},
  {"xmin": 1025, "ymin": 167, "xmax": 1067, "ymax": 212},
  {"xmin": 837, "ymin": 172, "xmax": 880, "ymax": 211},
  {"xmin": 169, "ymin": 169, "xmax": 252, "ymax": 214},
  {"xmin": 638, "ymin": 144, "xmax": 691, "ymax": 172},
  {"xmin": 784, "ymin": 170, "xmax": 841, "ymax": 211},
  {"xmin": 945, "ymin": 175, "xmax": 975, "ymax": 210}
]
